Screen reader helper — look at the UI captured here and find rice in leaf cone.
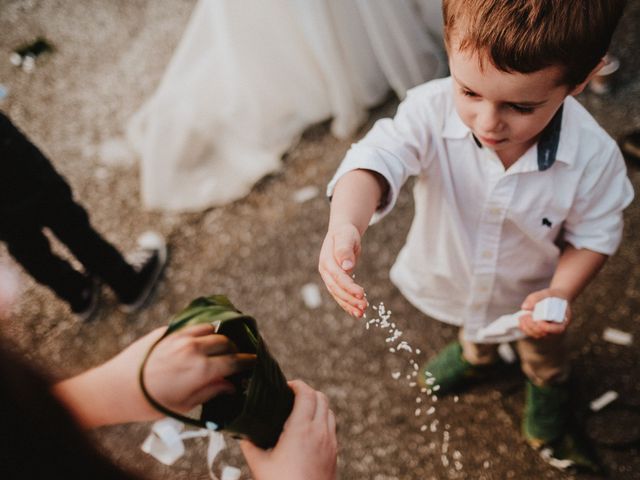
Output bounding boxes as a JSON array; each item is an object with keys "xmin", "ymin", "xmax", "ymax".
[{"xmin": 139, "ymin": 295, "xmax": 294, "ymax": 448}]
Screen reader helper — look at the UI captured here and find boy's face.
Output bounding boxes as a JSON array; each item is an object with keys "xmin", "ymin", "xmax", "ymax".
[{"xmin": 449, "ymin": 40, "xmax": 578, "ymax": 163}]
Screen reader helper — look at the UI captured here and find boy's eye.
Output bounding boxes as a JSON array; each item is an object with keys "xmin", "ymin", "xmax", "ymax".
[
  {"xmin": 510, "ymin": 104, "xmax": 535, "ymax": 114},
  {"xmin": 461, "ymin": 88, "xmax": 478, "ymax": 98}
]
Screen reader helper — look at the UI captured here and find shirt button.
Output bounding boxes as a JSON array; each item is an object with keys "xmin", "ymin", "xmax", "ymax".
[
  {"xmin": 482, "ymin": 250, "xmax": 493, "ymax": 259},
  {"xmin": 490, "ymin": 207, "xmax": 502, "ymax": 215}
]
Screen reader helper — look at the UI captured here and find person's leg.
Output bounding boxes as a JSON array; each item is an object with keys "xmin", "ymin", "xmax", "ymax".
[
  {"xmin": 419, "ymin": 329, "xmax": 498, "ymax": 395},
  {"xmin": 40, "ymin": 195, "xmax": 141, "ymax": 303},
  {"xmin": 40, "ymin": 188, "xmax": 167, "ymax": 312},
  {"xmin": 517, "ymin": 334, "xmax": 570, "ymax": 445},
  {"xmin": 517, "ymin": 333, "xmax": 569, "ymax": 388},
  {"xmin": 459, "ymin": 329, "xmax": 500, "ymax": 366},
  {"xmin": 1, "ymin": 225, "xmax": 92, "ymax": 312},
  {"xmin": 517, "ymin": 334, "xmax": 599, "ymax": 471}
]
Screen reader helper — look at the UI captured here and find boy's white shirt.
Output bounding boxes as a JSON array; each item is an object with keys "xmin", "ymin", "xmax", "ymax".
[{"xmin": 327, "ymin": 77, "xmax": 634, "ymax": 342}]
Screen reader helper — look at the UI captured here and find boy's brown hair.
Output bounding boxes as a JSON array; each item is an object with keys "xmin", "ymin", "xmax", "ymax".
[{"xmin": 443, "ymin": 0, "xmax": 627, "ymax": 86}]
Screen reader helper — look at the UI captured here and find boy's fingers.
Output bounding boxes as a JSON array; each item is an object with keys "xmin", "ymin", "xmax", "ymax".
[
  {"xmin": 327, "ymin": 262, "xmax": 365, "ymax": 298},
  {"xmin": 540, "ymin": 321, "xmax": 566, "ymax": 335},
  {"xmin": 521, "ymin": 289, "xmax": 551, "ymax": 310},
  {"xmin": 332, "ymin": 234, "xmax": 358, "ymax": 269},
  {"xmin": 519, "ymin": 315, "xmax": 544, "ymax": 338},
  {"xmin": 321, "ymin": 270, "xmax": 366, "ymax": 310}
]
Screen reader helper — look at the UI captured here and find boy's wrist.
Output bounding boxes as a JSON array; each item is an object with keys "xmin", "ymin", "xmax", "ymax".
[{"xmin": 546, "ymin": 286, "xmax": 571, "ymax": 301}]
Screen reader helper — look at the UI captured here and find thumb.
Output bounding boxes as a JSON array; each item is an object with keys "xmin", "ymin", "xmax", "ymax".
[
  {"xmin": 521, "ymin": 289, "xmax": 551, "ymax": 310},
  {"xmin": 333, "ymin": 232, "xmax": 359, "ymax": 271},
  {"xmin": 239, "ymin": 439, "xmax": 267, "ymax": 465}
]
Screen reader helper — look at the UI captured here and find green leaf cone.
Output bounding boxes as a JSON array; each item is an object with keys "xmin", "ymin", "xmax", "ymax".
[{"xmin": 144, "ymin": 295, "xmax": 294, "ymax": 449}]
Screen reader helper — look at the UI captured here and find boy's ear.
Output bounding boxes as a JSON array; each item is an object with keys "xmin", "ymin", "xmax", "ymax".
[{"xmin": 569, "ymin": 58, "xmax": 607, "ymax": 96}]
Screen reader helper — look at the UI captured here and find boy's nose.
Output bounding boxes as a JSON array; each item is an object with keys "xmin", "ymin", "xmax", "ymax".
[{"xmin": 477, "ymin": 105, "xmax": 503, "ymax": 134}]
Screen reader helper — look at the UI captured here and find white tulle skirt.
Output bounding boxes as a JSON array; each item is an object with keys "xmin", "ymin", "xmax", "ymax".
[{"xmin": 127, "ymin": 0, "xmax": 446, "ymax": 212}]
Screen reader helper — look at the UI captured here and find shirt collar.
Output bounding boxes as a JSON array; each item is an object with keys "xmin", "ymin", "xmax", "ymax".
[{"xmin": 442, "ymin": 102, "xmax": 577, "ymax": 171}]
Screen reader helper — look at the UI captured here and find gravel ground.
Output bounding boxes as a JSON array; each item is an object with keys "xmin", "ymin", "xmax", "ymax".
[{"xmin": 1, "ymin": 1, "xmax": 640, "ymax": 479}]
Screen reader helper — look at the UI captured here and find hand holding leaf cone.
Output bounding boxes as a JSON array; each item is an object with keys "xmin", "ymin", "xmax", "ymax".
[{"xmin": 139, "ymin": 295, "xmax": 294, "ymax": 448}]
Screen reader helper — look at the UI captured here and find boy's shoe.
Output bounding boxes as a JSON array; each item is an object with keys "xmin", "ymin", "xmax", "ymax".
[
  {"xmin": 619, "ymin": 130, "xmax": 640, "ymax": 166},
  {"xmin": 538, "ymin": 429, "xmax": 603, "ymax": 474},
  {"xmin": 523, "ymin": 380, "xmax": 602, "ymax": 474},
  {"xmin": 522, "ymin": 380, "xmax": 569, "ymax": 447},
  {"xmin": 419, "ymin": 341, "xmax": 495, "ymax": 396},
  {"xmin": 72, "ymin": 277, "xmax": 101, "ymax": 322},
  {"xmin": 119, "ymin": 231, "xmax": 167, "ymax": 313}
]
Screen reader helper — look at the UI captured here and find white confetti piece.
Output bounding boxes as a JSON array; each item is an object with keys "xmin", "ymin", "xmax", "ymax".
[
  {"xmin": 207, "ymin": 431, "xmax": 227, "ymax": 479},
  {"xmin": 221, "ymin": 466, "xmax": 242, "ymax": 480},
  {"xmin": 97, "ymin": 137, "xmax": 135, "ymax": 167},
  {"xmin": 590, "ymin": 390, "xmax": 618, "ymax": 411},
  {"xmin": 603, "ymin": 328, "xmax": 633, "ymax": 346},
  {"xmin": 141, "ymin": 418, "xmax": 185, "ymax": 465},
  {"xmin": 415, "ymin": 408, "xmax": 422, "ymax": 416},
  {"xmin": 301, "ymin": 283, "xmax": 322, "ymax": 309},
  {"xmin": 391, "ymin": 371, "xmax": 401, "ymax": 380},
  {"xmin": 532, "ymin": 297, "xmax": 567, "ymax": 323},
  {"xmin": 498, "ymin": 343, "xmax": 517, "ymax": 364},
  {"xmin": 292, "ymin": 185, "xmax": 319, "ymax": 203}
]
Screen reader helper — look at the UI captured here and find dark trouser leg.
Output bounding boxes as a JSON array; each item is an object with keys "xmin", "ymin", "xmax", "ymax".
[
  {"xmin": 41, "ymin": 194, "xmax": 140, "ymax": 303},
  {"xmin": 2, "ymin": 226, "xmax": 90, "ymax": 311}
]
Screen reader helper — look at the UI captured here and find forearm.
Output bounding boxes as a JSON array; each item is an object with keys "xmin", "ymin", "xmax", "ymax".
[
  {"xmin": 53, "ymin": 363, "xmax": 158, "ymax": 428},
  {"xmin": 329, "ymin": 169, "xmax": 387, "ymax": 235},
  {"xmin": 550, "ymin": 244, "xmax": 608, "ymax": 301}
]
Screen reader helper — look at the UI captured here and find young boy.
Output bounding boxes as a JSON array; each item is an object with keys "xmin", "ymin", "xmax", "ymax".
[
  {"xmin": 319, "ymin": 0, "xmax": 632, "ymax": 471},
  {"xmin": 0, "ymin": 113, "xmax": 167, "ymax": 321}
]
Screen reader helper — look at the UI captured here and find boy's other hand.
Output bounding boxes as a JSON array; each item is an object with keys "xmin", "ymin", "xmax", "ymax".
[
  {"xmin": 519, "ymin": 289, "xmax": 572, "ymax": 339},
  {"xmin": 318, "ymin": 224, "xmax": 368, "ymax": 317},
  {"xmin": 240, "ymin": 380, "xmax": 338, "ymax": 480}
]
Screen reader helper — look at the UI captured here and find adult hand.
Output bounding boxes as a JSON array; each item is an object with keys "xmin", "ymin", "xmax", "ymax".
[
  {"xmin": 54, "ymin": 324, "xmax": 256, "ymax": 427},
  {"xmin": 318, "ymin": 224, "xmax": 367, "ymax": 317},
  {"xmin": 519, "ymin": 289, "xmax": 572, "ymax": 339},
  {"xmin": 141, "ymin": 324, "xmax": 256, "ymax": 414},
  {"xmin": 240, "ymin": 380, "xmax": 337, "ymax": 480}
]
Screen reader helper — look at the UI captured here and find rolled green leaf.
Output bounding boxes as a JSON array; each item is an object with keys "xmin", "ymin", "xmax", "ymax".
[{"xmin": 140, "ymin": 295, "xmax": 294, "ymax": 449}]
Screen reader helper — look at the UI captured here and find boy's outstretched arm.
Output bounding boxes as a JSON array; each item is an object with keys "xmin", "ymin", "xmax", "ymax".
[
  {"xmin": 319, "ymin": 169, "xmax": 387, "ymax": 317},
  {"xmin": 519, "ymin": 245, "xmax": 608, "ymax": 338}
]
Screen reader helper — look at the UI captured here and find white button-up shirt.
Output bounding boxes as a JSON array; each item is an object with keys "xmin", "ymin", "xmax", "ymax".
[{"xmin": 328, "ymin": 77, "xmax": 634, "ymax": 342}]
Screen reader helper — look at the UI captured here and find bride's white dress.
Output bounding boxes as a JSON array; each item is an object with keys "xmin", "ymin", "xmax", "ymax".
[{"xmin": 128, "ymin": 0, "xmax": 446, "ymax": 212}]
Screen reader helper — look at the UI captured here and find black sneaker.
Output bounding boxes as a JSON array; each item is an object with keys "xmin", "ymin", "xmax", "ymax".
[
  {"xmin": 73, "ymin": 277, "xmax": 101, "ymax": 322},
  {"xmin": 119, "ymin": 231, "xmax": 168, "ymax": 313}
]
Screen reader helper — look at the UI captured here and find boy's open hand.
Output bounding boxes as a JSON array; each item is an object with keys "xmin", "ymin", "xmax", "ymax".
[
  {"xmin": 519, "ymin": 289, "xmax": 572, "ymax": 339},
  {"xmin": 318, "ymin": 224, "xmax": 368, "ymax": 317}
]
